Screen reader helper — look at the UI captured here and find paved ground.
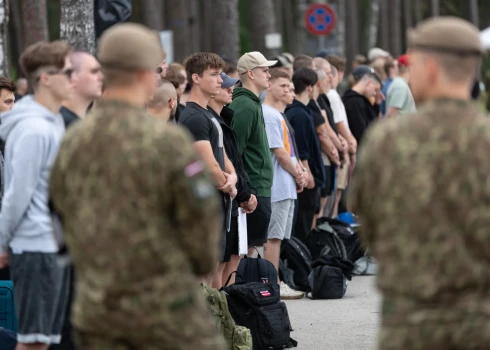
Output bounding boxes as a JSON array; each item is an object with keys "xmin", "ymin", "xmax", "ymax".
[{"xmin": 284, "ymin": 276, "xmax": 381, "ymax": 350}]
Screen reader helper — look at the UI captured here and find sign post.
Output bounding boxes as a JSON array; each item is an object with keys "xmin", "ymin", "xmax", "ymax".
[{"xmin": 304, "ymin": 3, "xmax": 337, "ymax": 36}]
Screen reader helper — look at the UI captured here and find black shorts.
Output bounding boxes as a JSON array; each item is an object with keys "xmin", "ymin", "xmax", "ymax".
[
  {"xmin": 247, "ymin": 196, "xmax": 272, "ymax": 246},
  {"xmin": 321, "ymin": 165, "xmax": 335, "ymax": 198},
  {"xmin": 223, "ymin": 216, "xmax": 239, "ymax": 262}
]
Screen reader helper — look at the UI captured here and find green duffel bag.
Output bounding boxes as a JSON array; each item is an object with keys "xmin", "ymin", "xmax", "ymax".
[{"xmin": 201, "ymin": 283, "xmax": 252, "ymax": 350}]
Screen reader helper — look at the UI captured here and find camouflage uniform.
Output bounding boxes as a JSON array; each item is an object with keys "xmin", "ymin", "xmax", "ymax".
[
  {"xmin": 50, "ymin": 99, "xmax": 227, "ymax": 350},
  {"xmin": 350, "ymin": 18, "xmax": 490, "ymax": 350}
]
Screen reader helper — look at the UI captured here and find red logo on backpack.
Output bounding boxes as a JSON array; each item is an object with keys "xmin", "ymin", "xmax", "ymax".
[{"xmin": 260, "ymin": 290, "xmax": 271, "ymax": 297}]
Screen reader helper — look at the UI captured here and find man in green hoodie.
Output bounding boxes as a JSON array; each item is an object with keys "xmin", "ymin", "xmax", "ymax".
[{"xmin": 229, "ymin": 52, "xmax": 277, "ymax": 253}]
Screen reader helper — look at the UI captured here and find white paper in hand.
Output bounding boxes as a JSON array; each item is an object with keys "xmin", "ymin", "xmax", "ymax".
[{"xmin": 237, "ymin": 208, "xmax": 248, "ymax": 255}]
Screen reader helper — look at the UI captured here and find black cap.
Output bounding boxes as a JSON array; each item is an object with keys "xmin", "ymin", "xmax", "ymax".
[{"xmin": 352, "ymin": 65, "xmax": 375, "ymax": 81}]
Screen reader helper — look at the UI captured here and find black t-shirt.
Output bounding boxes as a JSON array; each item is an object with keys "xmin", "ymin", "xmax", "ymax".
[
  {"xmin": 178, "ymin": 102, "xmax": 225, "ymax": 170},
  {"xmin": 318, "ymin": 94, "xmax": 338, "ymax": 134},
  {"xmin": 307, "ymin": 99, "xmax": 326, "ymax": 130},
  {"xmin": 60, "ymin": 107, "xmax": 80, "ymax": 129},
  {"xmin": 285, "ymin": 100, "xmax": 326, "ymax": 188}
]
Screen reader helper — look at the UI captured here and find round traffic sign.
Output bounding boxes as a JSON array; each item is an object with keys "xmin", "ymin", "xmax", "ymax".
[{"xmin": 304, "ymin": 3, "xmax": 337, "ymax": 36}]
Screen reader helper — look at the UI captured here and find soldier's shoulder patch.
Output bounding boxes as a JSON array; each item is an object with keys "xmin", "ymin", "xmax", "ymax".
[{"xmin": 184, "ymin": 160, "xmax": 205, "ymax": 178}]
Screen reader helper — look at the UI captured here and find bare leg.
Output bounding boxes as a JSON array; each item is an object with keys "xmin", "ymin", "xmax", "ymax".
[
  {"xmin": 222, "ymin": 255, "xmax": 241, "ymax": 286},
  {"xmin": 211, "ymin": 262, "xmax": 226, "ymax": 289},
  {"xmin": 263, "ymin": 239, "xmax": 281, "ymax": 284},
  {"xmin": 333, "ymin": 189, "xmax": 343, "ymax": 218},
  {"xmin": 314, "ymin": 196, "xmax": 329, "ymax": 229}
]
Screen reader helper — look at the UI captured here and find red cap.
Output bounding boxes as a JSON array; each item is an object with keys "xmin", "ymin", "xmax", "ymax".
[{"xmin": 398, "ymin": 54, "xmax": 409, "ymax": 67}]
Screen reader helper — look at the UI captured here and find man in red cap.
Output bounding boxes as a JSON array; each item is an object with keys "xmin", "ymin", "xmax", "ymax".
[{"xmin": 385, "ymin": 54, "xmax": 416, "ymax": 118}]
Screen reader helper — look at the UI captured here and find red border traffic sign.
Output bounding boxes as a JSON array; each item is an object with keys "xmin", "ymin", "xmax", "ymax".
[{"xmin": 304, "ymin": 3, "xmax": 337, "ymax": 36}]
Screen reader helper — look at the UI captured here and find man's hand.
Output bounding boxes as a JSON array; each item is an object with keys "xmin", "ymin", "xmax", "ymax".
[
  {"xmin": 348, "ymin": 138, "xmax": 357, "ymax": 155},
  {"xmin": 230, "ymin": 187, "xmax": 237, "ymax": 199},
  {"xmin": 339, "ymin": 136, "xmax": 348, "ymax": 153},
  {"xmin": 219, "ymin": 172, "xmax": 237, "ymax": 194},
  {"xmin": 0, "ymin": 253, "xmax": 8, "ymax": 269},
  {"xmin": 296, "ymin": 163, "xmax": 308, "ymax": 188},
  {"xmin": 327, "ymin": 146, "xmax": 341, "ymax": 166},
  {"xmin": 240, "ymin": 194, "xmax": 257, "ymax": 214}
]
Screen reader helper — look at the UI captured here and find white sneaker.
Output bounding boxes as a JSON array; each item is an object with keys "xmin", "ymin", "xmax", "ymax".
[{"xmin": 280, "ymin": 282, "xmax": 304, "ymax": 300}]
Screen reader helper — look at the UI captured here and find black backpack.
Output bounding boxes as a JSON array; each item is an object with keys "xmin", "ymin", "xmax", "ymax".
[
  {"xmin": 307, "ymin": 222, "xmax": 347, "ymax": 261},
  {"xmin": 0, "ymin": 327, "xmax": 16, "ymax": 350},
  {"xmin": 223, "ymin": 280, "xmax": 297, "ymax": 350},
  {"xmin": 307, "ymin": 256, "xmax": 354, "ymax": 300},
  {"xmin": 280, "ymin": 237, "xmax": 312, "ymax": 292},
  {"xmin": 319, "ymin": 218, "xmax": 365, "ymax": 263},
  {"xmin": 236, "ymin": 251, "xmax": 278, "ymax": 285}
]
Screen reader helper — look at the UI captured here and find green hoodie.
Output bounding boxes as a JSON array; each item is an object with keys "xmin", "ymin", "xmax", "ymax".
[{"xmin": 229, "ymin": 88, "xmax": 273, "ymax": 197}]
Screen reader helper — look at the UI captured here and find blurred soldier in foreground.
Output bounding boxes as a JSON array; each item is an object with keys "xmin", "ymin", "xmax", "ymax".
[
  {"xmin": 351, "ymin": 17, "xmax": 489, "ymax": 350},
  {"xmin": 49, "ymin": 23, "xmax": 226, "ymax": 350}
]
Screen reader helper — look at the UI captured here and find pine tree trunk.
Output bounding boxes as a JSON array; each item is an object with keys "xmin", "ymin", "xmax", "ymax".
[
  {"xmin": 469, "ymin": 0, "xmax": 479, "ymax": 27},
  {"xmin": 403, "ymin": 0, "xmax": 413, "ymax": 29},
  {"xmin": 414, "ymin": 0, "xmax": 423, "ymax": 23},
  {"xmin": 367, "ymin": 0, "xmax": 380, "ymax": 52},
  {"xmin": 284, "ymin": 0, "xmax": 297, "ymax": 54},
  {"xmin": 391, "ymin": 0, "xmax": 402, "ymax": 56},
  {"xmin": 21, "ymin": 0, "xmax": 48, "ymax": 47},
  {"xmin": 0, "ymin": 0, "xmax": 9, "ymax": 76},
  {"xmin": 335, "ymin": 0, "xmax": 346, "ymax": 57},
  {"xmin": 431, "ymin": 0, "xmax": 439, "ymax": 17},
  {"xmin": 249, "ymin": 0, "xmax": 279, "ymax": 58},
  {"xmin": 296, "ymin": 0, "xmax": 308, "ymax": 55},
  {"xmin": 345, "ymin": 0, "xmax": 360, "ymax": 70},
  {"xmin": 60, "ymin": 0, "xmax": 95, "ymax": 54},
  {"xmin": 380, "ymin": 0, "xmax": 390, "ymax": 51},
  {"xmin": 211, "ymin": 0, "xmax": 239, "ymax": 61},
  {"xmin": 167, "ymin": 0, "xmax": 190, "ymax": 63},
  {"xmin": 141, "ymin": 0, "xmax": 164, "ymax": 30},
  {"xmin": 8, "ymin": 0, "xmax": 20, "ymax": 76}
]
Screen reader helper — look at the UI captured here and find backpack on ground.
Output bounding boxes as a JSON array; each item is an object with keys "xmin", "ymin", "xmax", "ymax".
[
  {"xmin": 223, "ymin": 280, "xmax": 297, "ymax": 350},
  {"xmin": 235, "ymin": 251, "xmax": 278, "ymax": 285},
  {"xmin": 278, "ymin": 259, "xmax": 298, "ymax": 291},
  {"xmin": 307, "ymin": 256, "xmax": 354, "ymax": 300},
  {"xmin": 353, "ymin": 250, "xmax": 378, "ymax": 275},
  {"xmin": 201, "ymin": 283, "xmax": 252, "ymax": 350},
  {"xmin": 280, "ymin": 237, "xmax": 312, "ymax": 292},
  {"xmin": 0, "ymin": 281, "xmax": 17, "ymax": 333},
  {"xmin": 318, "ymin": 217, "xmax": 364, "ymax": 263},
  {"xmin": 0, "ymin": 327, "xmax": 16, "ymax": 350},
  {"xmin": 308, "ymin": 221, "xmax": 347, "ymax": 261}
]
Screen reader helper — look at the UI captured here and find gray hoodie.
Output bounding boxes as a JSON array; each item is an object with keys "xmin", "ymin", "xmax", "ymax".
[{"xmin": 0, "ymin": 96, "xmax": 65, "ymax": 253}]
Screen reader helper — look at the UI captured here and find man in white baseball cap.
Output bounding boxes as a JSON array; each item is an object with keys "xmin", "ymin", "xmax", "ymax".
[
  {"xmin": 229, "ymin": 52, "xmax": 277, "ymax": 256},
  {"xmin": 368, "ymin": 47, "xmax": 391, "ymax": 62}
]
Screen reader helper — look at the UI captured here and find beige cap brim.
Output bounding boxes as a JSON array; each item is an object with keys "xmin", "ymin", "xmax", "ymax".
[{"xmin": 257, "ymin": 60, "xmax": 278, "ymax": 68}]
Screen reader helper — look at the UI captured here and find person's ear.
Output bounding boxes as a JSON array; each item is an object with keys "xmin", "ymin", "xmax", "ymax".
[
  {"xmin": 192, "ymin": 73, "xmax": 200, "ymax": 85},
  {"xmin": 248, "ymin": 70, "xmax": 254, "ymax": 80}
]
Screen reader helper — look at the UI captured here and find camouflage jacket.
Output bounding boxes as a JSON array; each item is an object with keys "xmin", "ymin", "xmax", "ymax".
[
  {"xmin": 350, "ymin": 98, "xmax": 490, "ymax": 325},
  {"xmin": 50, "ymin": 99, "xmax": 224, "ymax": 344}
]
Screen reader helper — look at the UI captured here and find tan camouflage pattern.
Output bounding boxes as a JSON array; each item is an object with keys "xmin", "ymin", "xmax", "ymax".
[
  {"xmin": 350, "ymin": 98, "xmax": 490, "ymax": 350},
  {"xmin": 50, "ymin": 99, "xmax": 226, "ymax": 350}
]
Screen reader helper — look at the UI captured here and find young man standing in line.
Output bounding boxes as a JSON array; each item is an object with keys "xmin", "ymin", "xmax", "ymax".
[
  {"xmin": 147, "ymin": 79, "xmax": 178, "ymax": 122},
  {"xmin": 0, "ymin": 40, "xmax": 74, "ymax": 350},
  {"xmin": 327, "ymin": 66, "xmax": 358, "ymax": 217},
  {"xmin": 385, "ymin": 54, "xmax": 416, "ymax": 118},
  {"xmin": 208, "ymin": 72, "xmax": 258, "ymax": 285},
  {"xmin": 179, "ymin": 52, "xmax": 238, "ymax": 288},
  {"xmin": 229, "ymin": 52, "xmax": 276, "ymax": 255},
  {"xmin": 285, "ymin": 68, "xmax": 326, "ymax": 243},
  {"xmin": 61, "ymin": 51, "xmax": 103, "ymax": 128},
  {"xmin": 263, "ymin": 69, "xmax": 306, "ymax": 299}
]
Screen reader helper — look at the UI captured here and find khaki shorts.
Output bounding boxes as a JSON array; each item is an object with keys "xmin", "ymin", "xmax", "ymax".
[{"xmin": 337, "ymin": 158, "xmax": 350, "ymax": 190}]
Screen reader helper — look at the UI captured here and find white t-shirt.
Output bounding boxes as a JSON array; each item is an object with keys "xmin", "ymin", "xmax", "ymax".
[
  {"xmin": 262, "ymin": 104, "xmax": 298, "ymax": 203},
  {"xmin": 327, "ymin": 89, "xmax": 350, "ymax": 131}
]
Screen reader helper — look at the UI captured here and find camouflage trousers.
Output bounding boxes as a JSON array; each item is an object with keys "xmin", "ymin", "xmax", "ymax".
[
  {"xmin": 379, "ymin": 318, "xmax": 490, "ymax": 350},
  {"xmin": 74, "ymin": 329, "xmax": 227, "ymax": 350}
]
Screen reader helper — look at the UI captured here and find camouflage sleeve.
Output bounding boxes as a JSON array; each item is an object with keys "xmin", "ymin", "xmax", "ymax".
[
  {"xmin": 349, "ymin": 123, "xmax": 390, "ymax": 250},
  {"xmin": 165, "ymin": 125, "xmax": 222, "ymax": 276}
]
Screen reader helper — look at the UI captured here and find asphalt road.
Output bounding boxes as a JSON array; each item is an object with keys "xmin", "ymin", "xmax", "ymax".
[{"xmin": 284, "ymin": 276, "xmax": 381, "ymax": 350}]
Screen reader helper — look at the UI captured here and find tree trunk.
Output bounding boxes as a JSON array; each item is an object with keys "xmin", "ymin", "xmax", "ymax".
[
  {"xmin": 21, "ymin": 0, "xmax": 48, "ymax": 47},
  {"xmin": 8, "ymin": 0, "xmax": 21, "ymax": 76},
  {"xmin": 391, "ymin": 0, "xmax": 402, "ymax": 56},
  {"xmin": 414, "ymin": 0, "xmax": 423, "ymax": 23},
  {"xmin": 211, "ymin": 0, "xmax": 239, "ymax": 61},
  {"xmin": 188, "ymin": 0, "xmax": 200, "ymax": 53},
  {"xmin": 469, "ymin": 0, "xmax": 479, "ymax": 27},
  {"xmin": 403, "ymin": 0, "xmax": 413, "ymax": 29},
  {"xmin": 295, "ymin": 0, "xmax": 308, "ymax": 56},
  {"xmin": 367, "ymin": 0, "xmax": 380, "ymax": 52},
  {"xmin": 60, "ymin": 0, "xmax": 95, "ymax": 54},
  {"xmin": 141, "ymin": 0, "xmax": 163, "ymax": 31},
  {"xmin": 380, "ymin": 0, "xmax": 390, "ymax": 51},
  {"xmin": 431, "ymin": 0, "xmax": 439, "ymax": 17},
  {"xmin": 284, "ymin": 0, "xmax": 297, "ymax": 55},
  {"xmin": 166, "ymin": 0, "xmax": 190, "ymax": 63},
  {"xmin": 200, "ymin": 0, "xmax": 212, "ymax": 52},
  {"xmin": 249, "ymin": 0, "xmax": 279, "ymax": 58},
  {"xmin": 0, "ymin": 0, "xmax": 9, "ymax": 76},
  {"xmin": 335, "ymin": 0, "xmax": 346, "ymax": 57},
  {"xmin": 345, "ymin": 0, "xmax": 360, "ymax": 71}
]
